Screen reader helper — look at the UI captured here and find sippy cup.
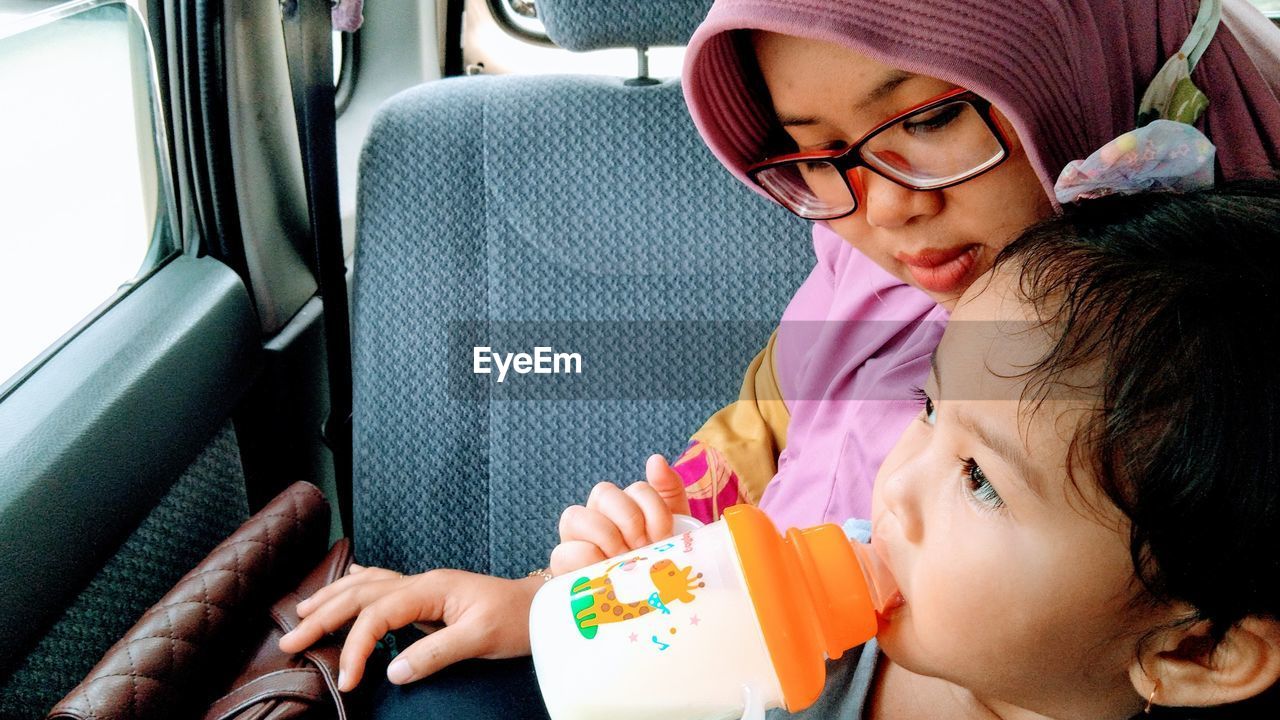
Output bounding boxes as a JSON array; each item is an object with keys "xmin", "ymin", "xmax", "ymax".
[{"xmin": 528, "ymin": 505, "xmax": 899, "ymax": 720}]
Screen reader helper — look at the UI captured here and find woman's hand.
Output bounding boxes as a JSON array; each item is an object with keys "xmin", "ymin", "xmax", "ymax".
[
  {"xmin": 550, "ymin": 454, "xmax": 691, "ymax": 575},
  {"xmin": 278, "ymin": 566, "xmax": 543, "ymax": 691}
]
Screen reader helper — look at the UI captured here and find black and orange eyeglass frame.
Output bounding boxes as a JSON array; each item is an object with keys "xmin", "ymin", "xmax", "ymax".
[{"xmin": 746, "ymin": 88, "xmax": 1013, "ymax": 221}]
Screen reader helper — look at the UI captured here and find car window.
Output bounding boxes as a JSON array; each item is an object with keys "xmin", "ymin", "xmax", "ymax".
[{"xmin": 0, "ymin": 0, "xmax": 176, "ymax": 392}]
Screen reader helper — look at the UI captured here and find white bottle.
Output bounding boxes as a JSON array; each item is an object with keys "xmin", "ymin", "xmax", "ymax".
[{"xmin": 529, "ymin": 506, "xmax": 899, "ymax": 720}]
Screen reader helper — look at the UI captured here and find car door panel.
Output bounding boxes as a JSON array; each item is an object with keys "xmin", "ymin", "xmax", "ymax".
[{"xmin": 0, "ymin": 254, "xmax": 259, "ymax": 678}]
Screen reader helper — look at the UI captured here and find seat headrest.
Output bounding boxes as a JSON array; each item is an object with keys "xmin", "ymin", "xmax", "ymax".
[{"xmin": 537, "ymin": 0, "xmax": 714, "ymax": 52}]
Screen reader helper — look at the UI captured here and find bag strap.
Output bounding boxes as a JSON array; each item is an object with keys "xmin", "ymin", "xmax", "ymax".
[
  {"xmin": 205, "ymin": 669, "xmax": 331, "ymax": 720},
  {"xmin": 280, "ymin": 0, "xmax": 354, "ymax": 539},
  {"xmin": 200, "ymin": 540, "xmax": 353, "ymax": 720}
]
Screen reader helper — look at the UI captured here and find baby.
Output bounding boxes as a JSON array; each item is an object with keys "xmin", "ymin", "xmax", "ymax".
[
  {"xmin": 556, "ymin": 183, "xmax": 1280, "ymax": 719},
  {"xmin": 285, "ymin": 183, "xmax": 1280, "ymax": 720}
]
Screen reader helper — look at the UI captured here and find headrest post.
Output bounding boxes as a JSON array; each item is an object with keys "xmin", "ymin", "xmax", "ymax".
[{"xmin": 626, "ymin": 45, "xmax": 660, "ymax": 87}]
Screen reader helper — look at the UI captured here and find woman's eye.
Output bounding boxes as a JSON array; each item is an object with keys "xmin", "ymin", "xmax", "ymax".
[
  {"xmin": 962, "ymin": 458, "xmax": 1004, "ymax": 510},
  {"xmin": 800, "ymin": 160, "xmax": 835, "ymax": 174},
  {"xmin": 911, "ymin": 386, "xmax": 937, "ymax": 425},
  {"xmin": 902, "ymin": 103, "xmax": 964, "ymax": 134}
]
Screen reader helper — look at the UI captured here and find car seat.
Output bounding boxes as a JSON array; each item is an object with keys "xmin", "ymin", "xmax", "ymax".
[{"xmin": 352, "ymin": 0, "xmax": 813, "ymax": 577}]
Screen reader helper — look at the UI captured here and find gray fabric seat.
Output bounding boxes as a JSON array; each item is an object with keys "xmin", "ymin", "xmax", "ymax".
[{"xmin": 352, "ymin": 2, "xmax": 813, "ymax": 576}]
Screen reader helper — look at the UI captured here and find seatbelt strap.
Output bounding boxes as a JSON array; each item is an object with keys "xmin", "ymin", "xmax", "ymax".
[{"xmin": 281, "ymin": 0, "xmax": 354, "ymax": 539}]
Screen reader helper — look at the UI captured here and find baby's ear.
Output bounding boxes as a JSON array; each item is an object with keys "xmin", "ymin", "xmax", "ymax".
[{"xmin": 1129, "ymin": 615, "xmax": 1280, "ymax": 709}]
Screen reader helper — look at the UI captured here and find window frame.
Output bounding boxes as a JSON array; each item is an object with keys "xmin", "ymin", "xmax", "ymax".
[{"xmin": 483, "ymin": 0, "xmax": 555, "ymax": 46}]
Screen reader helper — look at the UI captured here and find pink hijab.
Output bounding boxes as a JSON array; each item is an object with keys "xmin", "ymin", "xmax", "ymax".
[
  {"xmin": 684, "ymin": 0, "xmax": 1280, "ymax": 201},
  {"xmin": 679, "ymin": 1, "xmax": 1280, "ymax": 527}
]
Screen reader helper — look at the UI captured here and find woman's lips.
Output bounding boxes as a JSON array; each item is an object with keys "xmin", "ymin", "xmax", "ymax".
[{"xmin": 896, "ymin": 244, "xmax": 981, "ymax": 295}]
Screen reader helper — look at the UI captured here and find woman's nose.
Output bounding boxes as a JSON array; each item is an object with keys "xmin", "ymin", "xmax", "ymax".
[{"xmin": 856, "ymin": 169, "xmax": 943, "ymax": 228}]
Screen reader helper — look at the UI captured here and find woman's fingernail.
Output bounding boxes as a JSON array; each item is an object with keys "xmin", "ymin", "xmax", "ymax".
[
  {"xmin": 338, "ymin": 669, "xmax": 349, "ymax": 691},
  {"xmin": 387, "ymin": 658, "xmax": 412, "ymax": 684}
]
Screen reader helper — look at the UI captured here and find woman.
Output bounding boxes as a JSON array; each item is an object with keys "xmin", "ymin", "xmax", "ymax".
[
  {"xmin": 664, "ymin": 0, "xmax": 1280, "ymax": 532},
  {"xmin": 282, "ymin": 0, "xmax": 1280, "ymax": 708}
]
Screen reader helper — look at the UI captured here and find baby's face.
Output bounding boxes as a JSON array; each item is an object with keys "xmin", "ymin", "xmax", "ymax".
[{"xmin": 869, "ymin": 267, "xmax": 1167, "ymax": 718}]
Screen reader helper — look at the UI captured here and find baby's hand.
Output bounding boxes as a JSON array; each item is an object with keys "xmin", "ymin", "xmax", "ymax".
[
  {"xmin": 278, "ymin": 565, "xmax": 543, "ymax": 691},
  {"xmin": 550, "ymin": 454, "xmax": 690, "ymax": 575}
]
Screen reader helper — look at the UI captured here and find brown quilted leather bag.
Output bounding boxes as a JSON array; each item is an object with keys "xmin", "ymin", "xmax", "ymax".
[{"xmin": 48, "ymin": 481, "xmax": 354, "ymax": 720}]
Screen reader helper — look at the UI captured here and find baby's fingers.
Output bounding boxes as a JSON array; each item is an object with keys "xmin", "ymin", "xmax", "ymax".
[
  {"xmin": 550, "ymin": 540, "xmax": 608, "ymax": 576},
  {"xmin": 646, "ymin": 454, "xmax": 691, "ymax": 516},
  {"xmin": 558, "ymin": 503, "xmax": 630, "ymax": 558},
  {"xmin": 623, "ymin": 481, "xmax": 674, "ymax": 542},
  {"xmin": 585, "ymin": 482, "xmax": 649, "ymax": 550}
]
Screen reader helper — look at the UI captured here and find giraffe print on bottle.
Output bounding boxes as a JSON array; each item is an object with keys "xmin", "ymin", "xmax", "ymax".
[{"xmin": 569, "ymin": 558, "xmax": 706, "ymax": 639}]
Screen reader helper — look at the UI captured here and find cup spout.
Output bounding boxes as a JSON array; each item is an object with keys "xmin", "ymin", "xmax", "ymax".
[{"xmin": 850, "ymin": 543, "xmax": 901, "ymax": 616}]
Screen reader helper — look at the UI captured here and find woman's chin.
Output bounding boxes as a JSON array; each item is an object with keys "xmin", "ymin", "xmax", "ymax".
[{"xmin": 927, "ymin": 290, "xmax": 963, "ymax": 312}]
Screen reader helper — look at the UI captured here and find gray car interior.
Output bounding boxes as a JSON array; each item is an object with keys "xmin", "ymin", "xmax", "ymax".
[
  {"xmin": 0, "ymin": 0, "xmax": 815, "ymax": 715},
  {"xmin": 352, "ymin": 0, "xmax": 811, "ymax": 576}
]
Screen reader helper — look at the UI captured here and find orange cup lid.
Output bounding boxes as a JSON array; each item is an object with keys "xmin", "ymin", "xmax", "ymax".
[{"xmin": 724, "ymin": 506, "xmax": 879, "ymax": 712}]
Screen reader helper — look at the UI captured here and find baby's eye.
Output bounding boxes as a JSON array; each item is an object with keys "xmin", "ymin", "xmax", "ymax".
[
  {"xmin": 961, "ymin": 458, "xmax": 1004, "ymax": 510},
  {"xmin": 911, "ymin": 386, "xmax": 937, "ymax": 425}
]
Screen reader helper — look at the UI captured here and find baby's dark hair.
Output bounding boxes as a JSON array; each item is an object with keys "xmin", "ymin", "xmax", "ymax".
[{"xmin": 994, "ymin": 182, "xmax": 1280, "ymax": 716}]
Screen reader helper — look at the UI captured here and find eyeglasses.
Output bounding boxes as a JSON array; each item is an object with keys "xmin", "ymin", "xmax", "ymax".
[{"xmin": 747, "ymin": 88, "xmax": 1011, "ymax": 221}]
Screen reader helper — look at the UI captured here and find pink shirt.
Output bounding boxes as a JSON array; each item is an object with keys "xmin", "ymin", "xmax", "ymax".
[{"xmin": 759, "ymin": 224, "xmax": 946, "ymax": 529}]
